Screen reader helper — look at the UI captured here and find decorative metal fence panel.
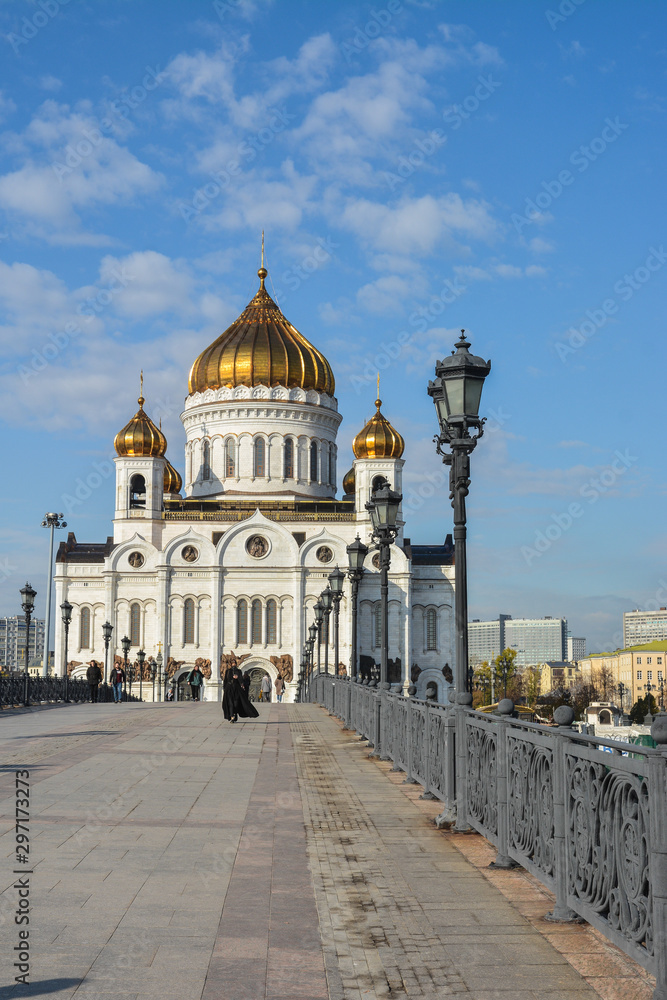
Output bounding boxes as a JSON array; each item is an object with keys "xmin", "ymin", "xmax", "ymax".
[
  {"xmin": 309, "ymin": 674, "xmax": 667, "ymax": 997},
  {"xmin": 0, "ymin": 676, "xmax": 145, "ymax": 708}
]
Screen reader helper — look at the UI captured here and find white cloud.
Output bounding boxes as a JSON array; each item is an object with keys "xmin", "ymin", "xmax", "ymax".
[
  {"xmin": 529, "ymin": 237, "xmax": 554, "ymax": 254},
  {"xmin": 98, "ymin": 251, "xmax": 195, "ymax": 318},
  {"xmin": 339, "ymin": 192, "xmax": 497, "ymax": 256},
  {"xmin": 0, "ymin": 102, "xmax": 162, "ymax": 243},
  {"xmin": 39, "ymin": 76, "xmax": 63, "ymax": 92},
  {"xmin": 0, "ymin": 92, "xmax": 16, "ymax": 123}
]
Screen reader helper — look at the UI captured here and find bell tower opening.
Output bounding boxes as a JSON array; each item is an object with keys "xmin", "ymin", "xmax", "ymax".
[{"xmin": 129, "ymin": 474, "xmax": 146, "ymax": 509}]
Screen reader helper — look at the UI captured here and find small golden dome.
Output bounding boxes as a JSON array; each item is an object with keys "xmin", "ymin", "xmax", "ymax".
[
  {"xmin": 352, "ymin": 398, "xmax": 404, "ymax": 460},
  {"xmin": 114, "ymin": 394, "xmax": 167, "ymax": 458},
  {"xmin": 343, "ymin": 466, "xmax": 356, "ymax": 495},
  {"xmin": 163, "ymin": 459, "xmax": 182, "ymax": 494},
  {"xmin": 188, "ymin": 268, "xmax": 335, "ymax": 396}
]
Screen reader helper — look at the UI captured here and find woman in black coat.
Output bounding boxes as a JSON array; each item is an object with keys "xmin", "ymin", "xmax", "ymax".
[{"xmin": 222, "ymin": 666, "xmax": 259, "ymax": 722}]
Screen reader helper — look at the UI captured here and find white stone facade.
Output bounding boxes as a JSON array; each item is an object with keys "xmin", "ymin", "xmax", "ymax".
[{"xmin": 54, "ymin": 335, "xmax": 455, "ymax": 701}]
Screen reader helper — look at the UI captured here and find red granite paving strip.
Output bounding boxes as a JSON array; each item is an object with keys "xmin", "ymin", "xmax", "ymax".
[{"xmin": 202, "ymin": 704, "xmax": 329, "ymax": 1000}]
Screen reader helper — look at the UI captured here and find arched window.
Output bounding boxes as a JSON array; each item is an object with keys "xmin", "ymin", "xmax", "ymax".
[
  {"xmin": 330, "ymin": 445, "xmax": 336, "ymax": 487},
  {"xmin": 184, "ymin": 599, "xmax": 195, "ymax": 644},
  {"xmin": 372, "ymin": 475, "xmax": 385, "ymax": 493},
  {"xmin": 130, "ymin": 603, "xmax": 141, "ymax": 646},
  {"xmin": 251, "ymin": 599, "xmax": 262, "ymax": 645},
  {"xmin": 237, "ymin": 600, "xmax": 248, "ymax": 645},
  {"xmin": 225, "ymin": 438, "xmax": 235, "ymax": 478},
  {"xmin": 322, "ymin": 443, "xmax": 329, "ymax": 486},
  {"xmin": 202, "ymin": 439, "xmax": 210, "ymax": 481},
  {"xmin": 79, "ymin": 607, "xmax": 90, "ymax": 649},
  {"xmin": 284, "ymin": 438, "xmax": 294, "ymax": 479},
  {"xmin": 426, "ymin": 609, "xmax": 437, "ymax": 651},
  {"xmin": 373, "ymin": 604, "xmax": 382, "ymax": 648},
  {"xmin": 266, "ymin": 600, "xmax": 277, "ymax": 644},
  {"xmin": 129, "ymin": 474, "xmax": 146, "ymax": 509},
  {"xmin": 254, "ymin": 438, "xmax": 265, "ymax": 477},
  {"xmin": 310, "ymin": 441, "xmax": 318, "ymax": 482}
]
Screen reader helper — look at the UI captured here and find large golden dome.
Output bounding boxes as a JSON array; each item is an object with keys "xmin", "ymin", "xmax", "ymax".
[
  {"xmin": 188, "ymin": 268, "xmax": 335, "ymax": 396},
  {"xmin": 353, "ymin": 397, "xmax": 404, "ymax": 460},
  {"xmin": 114, "ymin": 393, "xmax": 167, "ymax": 458}
]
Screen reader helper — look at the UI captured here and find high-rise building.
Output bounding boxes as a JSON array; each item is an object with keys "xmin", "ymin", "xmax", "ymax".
[
  {"xmin": 468, "ymin": 614, "xmax": 511, "ymax": 666},
  {"xmin": 504, "ymin": 617, "xmax": 567, "ymax": 668},
  {"xmin": 0, "ymin": 616, "xmax": 45, "ymax": 671},
  {"xmin": 623, "ymin": 609, "xmax": 667, "ymax": 648},
  {"xmin": 567, "ymin": 636, "xmax": 586, "ymax": 661}
]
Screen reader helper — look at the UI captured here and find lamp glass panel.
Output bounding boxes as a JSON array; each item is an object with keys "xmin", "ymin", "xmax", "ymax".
[
  {"xmin": 385, "ymin": 495, "xmax": 401, "ymax": 527},
  {"xmin": 443, "ymin": 376, "xmax": 465, "ymax": 416},
  {"xmin": 464, "ymin": 376, "xmax": 484, "ymax": 417},
  {"xmin": 435, "ymin": 394, "xmax": 450, "ymax": 428}
]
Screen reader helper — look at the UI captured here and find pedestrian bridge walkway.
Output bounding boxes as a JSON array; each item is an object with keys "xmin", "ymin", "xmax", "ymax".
[{"xmin": 0, "ymin": 703, "xmax": 655, "ymax": 1000}]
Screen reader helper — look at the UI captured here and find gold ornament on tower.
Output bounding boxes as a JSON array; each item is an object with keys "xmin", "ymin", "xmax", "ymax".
[
  {"xmin": 114, "ymin": 373, "xmax": 167, "ymax": 458},
  {"xmin": 352, "ymin": 376, "xmax": 404, "ymax": 459}
]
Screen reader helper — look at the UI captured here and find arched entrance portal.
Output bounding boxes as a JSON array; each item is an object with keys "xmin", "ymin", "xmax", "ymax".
[{"xmin": 240, "ymin": 657, "xmax": 277, "ymax": 702}]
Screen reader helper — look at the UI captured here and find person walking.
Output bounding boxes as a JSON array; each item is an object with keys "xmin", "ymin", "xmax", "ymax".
[
  {"xmin": 274, "ymin": 676, "xmax": 284, "ymax": 703},
  {"xmin": 260, "ymin": 673, "xmax": 272, "ymax": 703},
  {"xmin": 187, "ymin": 664, "xmax": 204, "ymax": 701},
  {"xmin": 86, "ymin": 662, "xmax": 102, "ymax": 703},
  {"xmin": 222, "ymin": 665, "xmax": 258, "ymax": 723},
  {"xmin": 110, "ymin": 663, "xmax": 125, "ymax": 703}
]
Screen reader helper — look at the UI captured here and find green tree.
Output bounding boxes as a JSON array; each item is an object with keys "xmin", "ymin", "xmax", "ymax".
[
  {"xmin": 493, "ymin": 648, "xmax": 518, "ymax": 699},
  {"xmin": 473, "ymin": 660, "xmax": 492, "ymax": 707},
  {"xmin": 629, "ymin": 694, "xmax": 658, "ymax": 725},
  {"xmin": 523, "ymin": 666, "xmax": 541, "ymax": 707}
]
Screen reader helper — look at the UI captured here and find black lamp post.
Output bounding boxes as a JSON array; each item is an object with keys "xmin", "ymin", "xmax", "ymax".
[
  {"xmin": 660, "ymin": 678, "xmax": 665, "ymax": 712},
  {"xmin": 102, "ymin": 621, "xmax": 113, "ymax": 695},
  {"xmin": 137, "ymin": 649, "xmax": 146, "ymax": 702},
  {"xmin": 149, "ymin": 657, "xmax": 157, "ymax": 702},
  {"xmin": 314, "ymin": 601, "xmax": 324, "ymax": 672},
  {"xmin": 428, "ymin": 330, "xmax": 491, "ymax": 697},
  {"xmin": 366, "ymin": 479, "xmax": 402, "ymax": 688},
  {"xmin": 61, "ymin": 600, "xmax": 72, "ymax": 703},
  {"xmin": 329, "ymin": 566, "xmax": 345, "ymax": 676},
  {"xmin": 156, "ymin": 651, "xmax": 164, "ymax": 702},
  {"xmin": 617, "ymin": 681, "xmax": 626, "ymax": 714},
  {"xmin": 346, "ymin": 535, "xmax": 368, "ymax": 680},
  {"xmin": 321, "ymin": 586, "xmax": 333, "ymax": 674},
  {"xmin": 121, "ymin": 635, "xmax": 130, "ymax": 701},
  {"xmin": 40, "ymin": 512, "xmax": 67, "ymax": 677},
  {"xmin": 20, "ymin": 582, "xmax": 36, "ymax": 707},
  {"xmin": 306, "ymin": 631, "xmax": 315, "ymax": 697}
]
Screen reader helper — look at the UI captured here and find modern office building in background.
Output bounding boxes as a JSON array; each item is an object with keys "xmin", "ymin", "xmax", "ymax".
[
  {"xmin": 468, "ymin": 614, "xmax": 511, "ymax": 666},
  {"xmin": 469, "ymin": 614, "xmax": 570, "ymax": 668},
  {"xmin": 623, "ymin": 609, "xmax": 667, "ymax": 649},
  {"xmin": 567, "ymin": 636, "xmax": 586, "ymax": 661},
  {"xmin": 0, "ymin": 616, "xmax": 45, "ymax": 671}
]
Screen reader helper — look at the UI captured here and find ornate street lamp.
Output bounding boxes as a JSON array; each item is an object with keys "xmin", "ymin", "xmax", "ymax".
[
  {"xmin": 366, "ymin": 478, "xmax": 402, "ymax": 688},
  {"xmin": 61, "ymin": 601, "xmax": 72, "ymax": 703},
  {"xmin": 314, "ymin": 600, "xmax": 324, "ymax": 673},
  {"xmin": 102, "ymin": 621, "xmax": 113, "ymax": 691},
  {"xmin": 149, "ymin": 656, "xmax": 157, "ymax": 702},
  {"xmin": 321, "ymin": 586, "xmax": 333, "ymax": 674},
  {"xmin": 137, "ymin": 649, "xmax": 146, "ymax": 702},
  {"xmin": 40, "ymin": 513, "xmax": 67, "ymax": 677},
  {"xmin": 328, "ymin": 566, "xmax": 345, "ymax": 677},
  {"xmin": 306, "ymin": 631, "xmax": 315, "ymax": 696},
  {"xmin": 346, "ymin": 536, "xmax": 368, "ymax": 680},
  {"xmin": 20, "ymin": 582, "xmax": 36, "ymax": 707},
  {"xmin": 428, "ymin": 330, "xmax": 491, "ymax": 697},
  {"xmin": 121, "ymin": 635, "xmax": 131, "ymax": 701},
  {"xmin": 617, "ymin": 681, "xmax": 626, "ymax": 714}
]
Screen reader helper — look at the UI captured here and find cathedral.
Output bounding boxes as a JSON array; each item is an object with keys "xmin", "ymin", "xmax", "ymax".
[{"xmin": 54, "ymin": 263, "xmax": 455, "ymax": 702}]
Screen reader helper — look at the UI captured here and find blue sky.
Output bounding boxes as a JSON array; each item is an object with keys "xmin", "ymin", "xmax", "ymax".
[{"xmin": 0, "ymin": 0, "xmax": 665, "ymax": 652}]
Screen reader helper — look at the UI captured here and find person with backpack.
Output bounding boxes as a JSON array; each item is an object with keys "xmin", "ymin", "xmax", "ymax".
[{"xmin": 187, "ymin": 664, "xmax": 204, "ymax": 701}]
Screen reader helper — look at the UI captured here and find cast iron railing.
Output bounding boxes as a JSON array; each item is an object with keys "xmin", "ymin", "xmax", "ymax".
[
  {"xmin": 309, "ymin": 673, "xmax": 667, "ymax": 1000},
  {"xmin": 0, "ymin": 676, "xmax": 142, "ymax": 709}
]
